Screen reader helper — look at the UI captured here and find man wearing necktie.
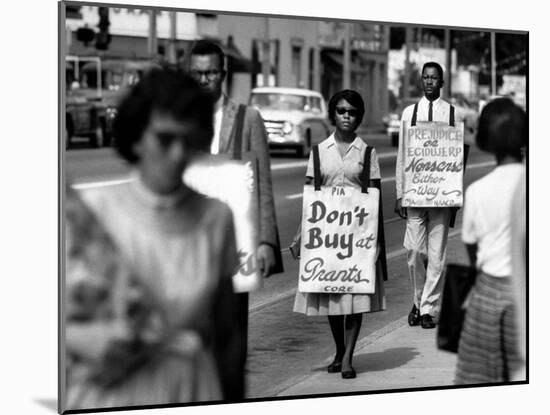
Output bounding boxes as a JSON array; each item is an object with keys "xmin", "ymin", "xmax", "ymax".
[
  {"xmin": 187, "ymin": 40, "xmax": 282, "ymax": 399},
  {"xmin": 394, "ymin": 62, "xmax": 463, "ymax": 329}
]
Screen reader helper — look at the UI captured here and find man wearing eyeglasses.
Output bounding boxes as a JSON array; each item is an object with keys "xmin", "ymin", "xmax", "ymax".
[
  {"xmin": 188, "ymin": 39, "xmax": 281, "ymax": 398},
  {"xmin": 394, "ymin": 62, "xmax": 464, "ymax": 330}
]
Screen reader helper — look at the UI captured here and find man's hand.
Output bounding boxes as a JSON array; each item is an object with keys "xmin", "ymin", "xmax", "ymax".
[
  {"xmin": 257, "ymin": 243, "xmax": 276, "ymax": 278},
  {"xmin": 394, "ymin": 198, "xmax": 407, "ymax": 219}
]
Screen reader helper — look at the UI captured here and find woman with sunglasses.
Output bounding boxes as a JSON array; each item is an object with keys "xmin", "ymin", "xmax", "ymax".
[{"xmin": 293, "ymin": 89, "xmax": 386, "ymax": 379}]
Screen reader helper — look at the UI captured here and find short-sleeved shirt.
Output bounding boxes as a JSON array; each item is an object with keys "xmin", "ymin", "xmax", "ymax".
[
  {"xmin": 461, "ymin": 163, "xmax": 525, "ymax": 277},
  {"xmin": 306, "ymin": 134, "xmax": 381, "ymax": 186}
]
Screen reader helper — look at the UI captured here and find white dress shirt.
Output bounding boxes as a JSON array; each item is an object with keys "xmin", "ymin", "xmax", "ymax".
[{"xmin": 210, "ymin": 96, "xmax": 224, "ymax": 154}]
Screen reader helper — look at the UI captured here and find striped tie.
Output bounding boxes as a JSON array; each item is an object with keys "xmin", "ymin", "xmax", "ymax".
[{"xmin": 428, "ymin": 101, "xmax": 433, "ymax": 122}]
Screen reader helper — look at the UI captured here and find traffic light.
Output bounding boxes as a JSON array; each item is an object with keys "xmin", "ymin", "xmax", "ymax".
[
  {"xmin": 76, "ymin": 26, "xmax": 95, "ymax": 46},
  {"xmin": 95, "ymin": 7, "xmax": 111, "ymax": 50}
]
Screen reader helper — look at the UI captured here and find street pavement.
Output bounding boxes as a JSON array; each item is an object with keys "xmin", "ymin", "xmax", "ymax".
[{"xmin": 254, "ymin": 231, "xmax": 469, "ymax": 398}]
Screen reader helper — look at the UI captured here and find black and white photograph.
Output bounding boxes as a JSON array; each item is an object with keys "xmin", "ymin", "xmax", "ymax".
[{"xmin": 2, "ymin": 0, "xmax": 545, "ymax": 414}]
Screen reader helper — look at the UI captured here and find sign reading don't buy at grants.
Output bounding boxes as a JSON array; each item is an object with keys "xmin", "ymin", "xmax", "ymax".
[
  {"xmin": 402, "ymin": 121, "xmax": 465, "ymax": 207},
  {"xmin": 298, "ymin": 185, "xmax": 379, "ymax": 294}
]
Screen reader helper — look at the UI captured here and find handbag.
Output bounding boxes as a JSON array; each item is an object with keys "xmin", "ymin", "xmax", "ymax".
[
  {"xmin": 437, "ymin": 263, "xmax": 477, "ymax": 353},
  {"xmin": 289, "ymin": 223, "xmax": 301, "ymax": 260}
]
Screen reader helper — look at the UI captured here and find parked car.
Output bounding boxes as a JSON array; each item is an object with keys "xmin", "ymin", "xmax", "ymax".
[
  {"xmin": 449, "ymin": 94, "xmax": 479, "ymax": 134},
  {"xmin": 382, "ymin": 97, "xmax": 418, "ymax": 147},
  {"xmin": 65, "ymin": 56, "xmax": 160, "ymax": 149},
  {"xmin": 249, "ymin": 87, "xmax": 331, "ymax": 157}
]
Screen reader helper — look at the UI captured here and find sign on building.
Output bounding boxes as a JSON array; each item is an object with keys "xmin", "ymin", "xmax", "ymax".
[
  {"xmin": 298, "ymin": 185, "xmax": 379, "ymax": 294},
  {"xmin": 401, "ymin": 121, "xmax": 465, "ymax": 207}
]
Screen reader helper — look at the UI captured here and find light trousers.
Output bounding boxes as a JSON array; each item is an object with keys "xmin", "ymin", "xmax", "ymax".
[{"xmin": 404, "ymin": 207, "xmax": 452, "ymax": 317}]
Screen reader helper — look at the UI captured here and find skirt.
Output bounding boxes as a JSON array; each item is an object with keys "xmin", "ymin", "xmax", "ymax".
[
  {"xmin": 293, "ymin": 260, "xmax": 386, "ymax": 316},
  {"xmin": 454, "ymin": 271, "xmax": 521, "ymax": 384}
]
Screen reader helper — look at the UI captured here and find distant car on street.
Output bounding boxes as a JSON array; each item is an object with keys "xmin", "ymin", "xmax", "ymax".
[
  {"xmin": 249, "ymin": 87, "xmax": 331, "ymax": 157},
  {"xmin": 65, "ymin": 56, "xmax": 160, "ymax": 149},
  {"xmin": 382, "ymin": 97, "xmax": 418, "ymax": 147}
]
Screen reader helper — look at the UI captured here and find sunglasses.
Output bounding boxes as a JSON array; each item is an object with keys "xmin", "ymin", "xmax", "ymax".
[
  {"xmin": 335, "ymin": 107, "xmax": 358, "ymax": 117},
  {"xmin": 190, "ymin": 69, "xmax": 222, "ymax": 81}
]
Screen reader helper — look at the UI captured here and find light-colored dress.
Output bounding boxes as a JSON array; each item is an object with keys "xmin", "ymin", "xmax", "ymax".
[
  {"xmin": 293, "ymin": 134, "xmax": 386, "ymax": 316},
  {"xmin": 66, "ymin": 177, "xmax": 239, "ymax": 410}
]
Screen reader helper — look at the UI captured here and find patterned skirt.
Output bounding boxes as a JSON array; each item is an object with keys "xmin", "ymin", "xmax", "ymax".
[
  {"xmin": 455, "ymin": 271, "xmax": 521, "ymax": 384},
  {"xmin": 293, "ymin": 260, "xmax": 386, "ymax": 316}
]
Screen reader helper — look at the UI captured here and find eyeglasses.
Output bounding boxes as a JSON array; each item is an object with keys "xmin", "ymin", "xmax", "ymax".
[
  {"xmin": 335, "ymin": 107, "xmax": 358, "ymax": 117},
  {"xmin": 190, "ymin": 69, "xmax": 222, "ymax": 81}
]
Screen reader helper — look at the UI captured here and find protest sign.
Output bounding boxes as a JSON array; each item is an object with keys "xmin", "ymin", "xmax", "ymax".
[
  {"xmin": 183, "ymin": 153, "xmax": 261, "ymax": 293},
  {"xmin": 402, "ymin": 121, "xmax": 465, "ymax": 207},
  {"xmin": 298, "ymin": 185, "xmax": 379, "ymax": 294}
]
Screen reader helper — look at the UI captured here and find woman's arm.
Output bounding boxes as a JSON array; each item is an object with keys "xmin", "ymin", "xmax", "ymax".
[{"xmin": 66, "ymin": 320, "xmax": 130, "ymax": 362}]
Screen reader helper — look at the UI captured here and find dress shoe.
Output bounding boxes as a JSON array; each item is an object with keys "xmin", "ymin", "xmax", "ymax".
[
  {"xmin": 327, "ymin": 361, "xmax": 342, "ymax": 373},
  {"xmin": 420, "ymin": 314, "xmax": 436, "ymax": 329},
  {"xmin": 408, "ymin": 305, "xmax": 420, "ymax": 326},
  {"xmin": 341, "ymin": 367, "xmax": 356, "ymax": 379}
]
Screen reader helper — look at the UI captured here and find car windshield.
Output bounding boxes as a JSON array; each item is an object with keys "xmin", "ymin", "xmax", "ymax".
[
  {"xmin": 80, "ymin": 69, "xmax": 143, "ymax": 91},
  {"xmin": 251, "ymin": 93, "xmax": 319, "ymax": 112}
]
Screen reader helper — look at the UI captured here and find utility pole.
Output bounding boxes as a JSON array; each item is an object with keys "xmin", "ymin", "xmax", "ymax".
[
  {"xmin": 404, "ymin": 26, "xmax": 412, "ymax": 99},
  {"xmin": 313, "ymin": 21, "xmax": 321, "ymax": 92},
  {"xmin": 444, "ymin": 29, "xmax": 452, "ymax": 98},
  {"xmin": 343, "ymin": 23, "xmax": 351, "ymax": 90},
  {"xmin": 167, "ymin": 11, "xmax": 177, "ymax": 65},
  {"xmin": 261, "ymin": 17, "xmax": 270, "ymax": 86},
  {"xmin": 491, "ymin": 32, "xmax": 497, "ymax": 95},
  {"xmin": 148, "ymin": 9, "xmax": 158, "ymax": 58}
]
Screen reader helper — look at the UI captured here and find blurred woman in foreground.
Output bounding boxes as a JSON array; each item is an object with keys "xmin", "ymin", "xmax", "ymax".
[
  {"xmin": 455, "ymin": 98, "xmax": 526, "ymax": 384},
  {"xmin": 65, "ymin": 70, "xmax": 243, "ymax": 410}
]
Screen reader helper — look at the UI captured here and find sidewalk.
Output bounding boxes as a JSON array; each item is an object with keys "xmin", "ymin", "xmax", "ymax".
[
  {"xmin": 276, "ymin": 318, "xmax": 457, "ymax": 397},
  {"xmin": 275, "ymin": 234, "xmax": 466, "ymax": 397}
]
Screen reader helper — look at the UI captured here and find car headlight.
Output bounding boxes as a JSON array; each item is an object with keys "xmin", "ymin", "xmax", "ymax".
[
  {"xmin": 106, "ymin": 107, "xmax": 117, "ymax": 119},
  {"xmin": 282, "ymin": 121, "xmax": 293, "ymax": 135}
]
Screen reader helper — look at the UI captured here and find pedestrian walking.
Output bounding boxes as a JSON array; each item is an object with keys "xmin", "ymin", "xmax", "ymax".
[
  {"xmin": 394, "ymin": 62, "xmax": 465, "ymax": 329},
  {"xmin": 187, "ymin": 39, "xmax": 283, "ymax": 395},
  {"xmin": 66, "ymin": 69, "xmax": 244, "ymax": 409},
  {"xmin": 293, "ymin": 90, "xmax": 387, "ymax": 379},
  {"xmin": 455, "ymin": 97, "xmax": 526, "ymax": 384}
]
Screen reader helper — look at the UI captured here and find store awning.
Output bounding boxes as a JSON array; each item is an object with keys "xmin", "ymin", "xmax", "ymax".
[
  {"xmin": 221, "ymin": 41, "xmax": 253, "ymax": 73},
  {"xmin": 323, "ymin": 52, "xmax": 364, "ymax": 72}
]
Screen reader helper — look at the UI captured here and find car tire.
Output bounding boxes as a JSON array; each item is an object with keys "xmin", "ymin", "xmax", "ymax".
[
  {"xmin": 391, "ymin": 132, "xmax": 399, "ymax": 147},
  {"xmin": 90, "ymin": 125, "xmax": 105, "ymax": 148},
  {"xmin": 100, "ymin": 119, "xmax": 111, "ymax": 147},
  {"xmin": 296, "ymin": 130, "xmax": 312, "ymax": 158},
  {"xmin": 66, "ymin": 116, "xmax": 74, "ymax": 149}
]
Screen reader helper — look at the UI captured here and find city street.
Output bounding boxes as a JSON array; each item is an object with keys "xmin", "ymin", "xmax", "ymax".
[{"xmin": 65, "ymin": 132, "xmax": 495, "ymax": 399}]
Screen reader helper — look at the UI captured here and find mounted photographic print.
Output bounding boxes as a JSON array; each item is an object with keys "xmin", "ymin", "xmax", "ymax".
[{"xmin": 59, "ymin": 0, "xmax": 528, "ymax": 413}]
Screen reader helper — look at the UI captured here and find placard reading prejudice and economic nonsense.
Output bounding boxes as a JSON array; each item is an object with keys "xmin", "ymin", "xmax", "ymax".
[
  {"xmin": 402, "ymin": 121, "xmax": 465, "ymax": 207},
  {"xmin": 183, "ymin": 153, "xmax": 261, "ymax": 293},
  {"xmin": 298, "ymin": 185, "xmax": 379, "ymax": 294}
]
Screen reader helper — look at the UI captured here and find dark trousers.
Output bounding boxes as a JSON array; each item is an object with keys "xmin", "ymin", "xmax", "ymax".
[{"xmin": 236, "ymin": 292, "xmax": 249, "ymax": 397}]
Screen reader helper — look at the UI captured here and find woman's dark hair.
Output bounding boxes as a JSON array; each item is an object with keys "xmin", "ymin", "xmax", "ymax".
[
  {"xmin": 476, "ymin": 97, "xmax": 527, "ymax": 161},
  {"xmin": 328, "ymin": 89, "xmax": 366, "ymax": 127},
  {"xmin": 112, "ymin": 69, "xmax": 214, "ymax": 164}
]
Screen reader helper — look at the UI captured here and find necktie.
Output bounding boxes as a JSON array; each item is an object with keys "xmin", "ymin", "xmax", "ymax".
[{"xmin": 428, "ymin": 102, "xmax": 433, "ymax": 122}]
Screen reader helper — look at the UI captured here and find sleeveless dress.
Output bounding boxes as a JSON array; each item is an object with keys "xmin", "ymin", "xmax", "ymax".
[{"xmin": 293, "ymin": 134, "xmax": 386, "ymax": 316}]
